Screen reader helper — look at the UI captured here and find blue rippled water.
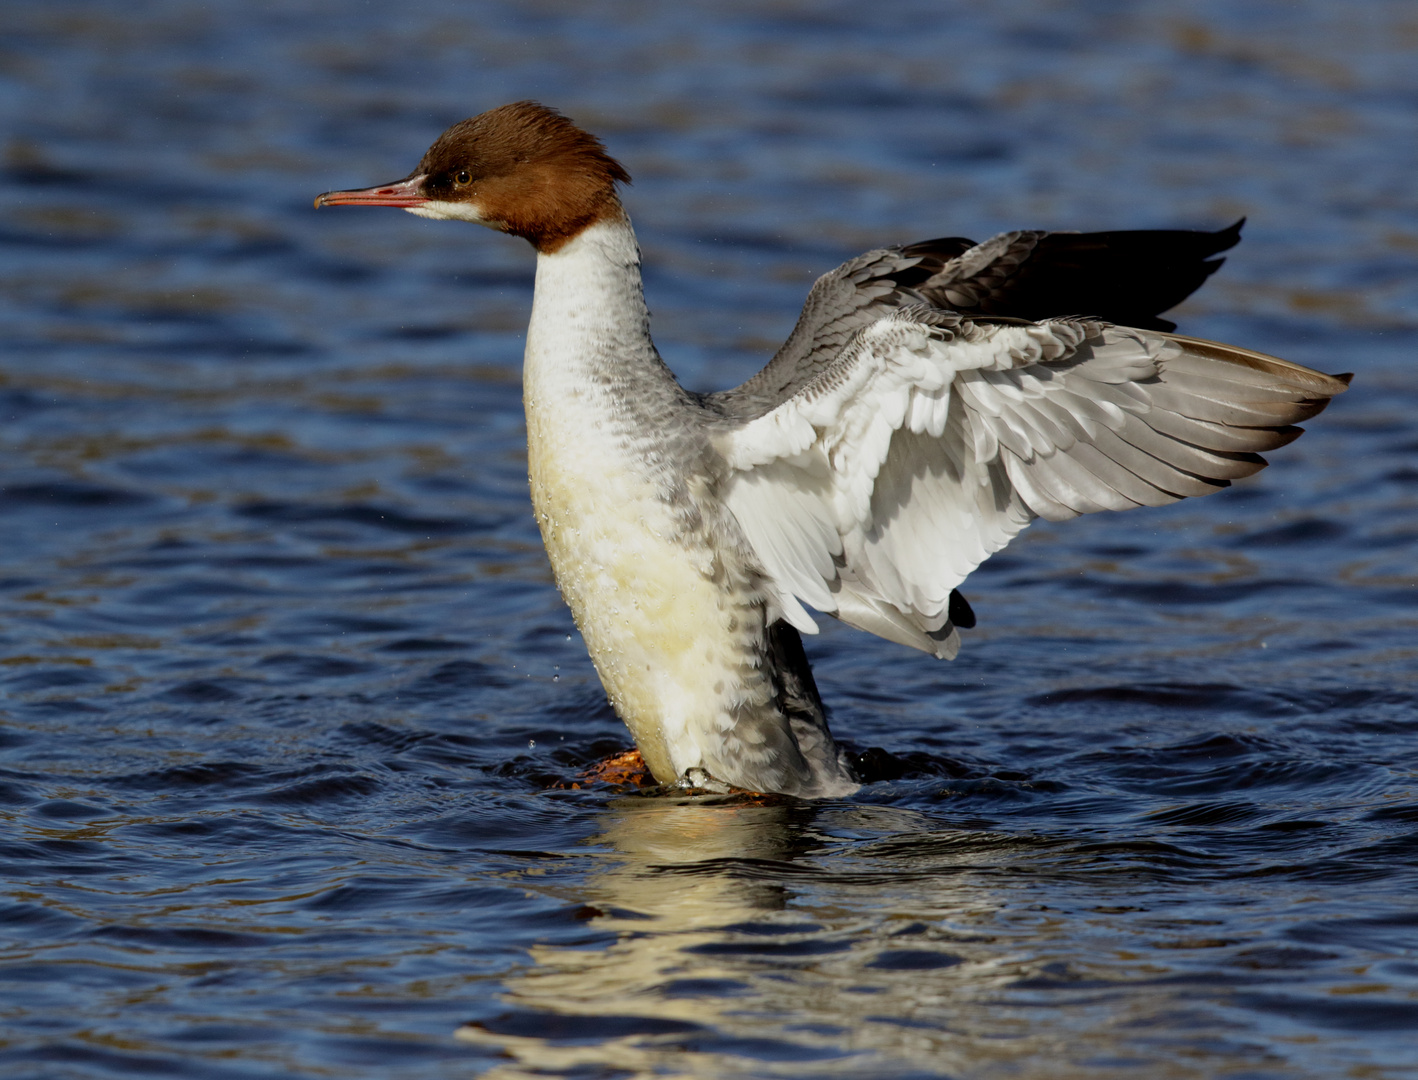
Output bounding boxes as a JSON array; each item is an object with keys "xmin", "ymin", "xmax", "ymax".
[{"xmin": 2, "ymin": 2, "xmax": 1417, "ymax": 1077}]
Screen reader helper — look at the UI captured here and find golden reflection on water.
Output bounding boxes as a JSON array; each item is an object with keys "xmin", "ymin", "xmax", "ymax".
[
  {"xmin": 459, "ymin": 799, "xmax": 1002, "ymax": 1078},
  {"xmin": 459, "ymin": 797, "xmax": 814, "ymax": 1077},
  {"xmin": 457, "ymin": 797, "xmax": 1276, "ymax": 1078}
]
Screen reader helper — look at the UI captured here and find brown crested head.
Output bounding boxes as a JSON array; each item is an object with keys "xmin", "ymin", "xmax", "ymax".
[
  {"xmin": 317, "ymin": 102, "xmax": 630, "ymax": 252},
  {"xmin": 424, "ymin": 102, "xmax": 633, "ymax": 251}
]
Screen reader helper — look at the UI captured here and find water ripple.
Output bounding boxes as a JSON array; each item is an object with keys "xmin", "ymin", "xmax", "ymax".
[{"xmin": 1, "ymin": 2, "xmax": 1416, "ymax": 1078}]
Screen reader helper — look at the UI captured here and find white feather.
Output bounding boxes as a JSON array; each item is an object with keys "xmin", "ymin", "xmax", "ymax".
[{"xmin": 714, "ymin": 312, "xmax": 1342, "ymax": 657}]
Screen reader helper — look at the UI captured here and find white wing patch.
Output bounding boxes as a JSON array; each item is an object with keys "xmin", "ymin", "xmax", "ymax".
[{"xmin": 715, "ymin": 309, "xmax": 1346, "ymax": 659}]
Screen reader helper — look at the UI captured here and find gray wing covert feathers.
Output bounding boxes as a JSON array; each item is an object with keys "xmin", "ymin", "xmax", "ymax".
[
  {"xmin": 708, "ymin": 220, "xmax": 1243, "ymax": 420},
  {"xmin": 712, "ymin": 305, "xmax": 1349, "ymax": 661}
]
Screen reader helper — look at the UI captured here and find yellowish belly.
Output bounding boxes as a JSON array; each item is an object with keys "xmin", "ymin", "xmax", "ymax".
[{"xmin": 526, "ymin": 414, "xmax": 765, "ymax": 784}]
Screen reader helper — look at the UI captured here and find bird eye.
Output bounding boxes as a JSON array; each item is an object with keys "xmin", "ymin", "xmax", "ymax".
[{"xmin": 455, "ymin": 170, "xmax": 471, "ymax": 185}]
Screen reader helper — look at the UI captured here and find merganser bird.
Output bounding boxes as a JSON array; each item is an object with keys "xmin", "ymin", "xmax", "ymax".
[{"xmin": 317, "ymin": 102, "xmax": 1349, "ymax": 798}]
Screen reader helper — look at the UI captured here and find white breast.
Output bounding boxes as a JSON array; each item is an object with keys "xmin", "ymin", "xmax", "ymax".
[{"xmin": 521, "ymin": 219, "xmax": 775, "ymax": 784}]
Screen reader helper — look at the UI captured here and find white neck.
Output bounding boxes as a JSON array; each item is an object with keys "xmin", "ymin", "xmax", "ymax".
[
  {"xmin": 520, "ymin": 213, "xmax": 693, "ymax": 511},
  {"xmin": 524, "ymin": 214, "xmax": 666, "ymax": 387}
]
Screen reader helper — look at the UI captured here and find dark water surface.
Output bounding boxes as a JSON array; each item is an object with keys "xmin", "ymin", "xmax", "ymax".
[{"xmin": 3, "ymin": 2, "xmax": 1418, "ymax": 1077}]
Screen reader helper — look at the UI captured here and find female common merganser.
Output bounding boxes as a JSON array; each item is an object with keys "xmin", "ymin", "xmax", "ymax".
[{"xmin": 317, "ymin": 102, "xmax": 1349, "ymax": 798}]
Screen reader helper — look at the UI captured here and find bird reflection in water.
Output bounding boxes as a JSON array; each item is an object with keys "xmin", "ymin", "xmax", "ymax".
[{"xmin": 455, "ymin": 796, "xmax": 1023, "ymax": 1077}]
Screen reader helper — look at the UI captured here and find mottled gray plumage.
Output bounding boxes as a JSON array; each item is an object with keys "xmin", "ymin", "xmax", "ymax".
[
  {"xmin": 708, "ymin": 221, "xmax": 1243, "ymax": 419},
  {"xmin": 702, "ymin": 224, "xmax": 1347, "ymax": 793}
]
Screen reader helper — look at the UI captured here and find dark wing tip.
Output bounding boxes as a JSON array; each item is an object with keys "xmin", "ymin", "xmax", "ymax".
[
  {"xmin": 1215, "ymin": 217, "xmax": 1246, "ymax": 251},
  {"xmin": 920, "ymin": 219, "xmax": 1249, "ymax": 327},
  {"xmin": 948, "ymin": 589, "xmax": 976, "ymax": 629}
]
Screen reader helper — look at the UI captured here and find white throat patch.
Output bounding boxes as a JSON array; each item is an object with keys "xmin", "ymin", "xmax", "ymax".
[{"xmin": 405, "ymin": 199, "xmax": 494, "ymax": 226}]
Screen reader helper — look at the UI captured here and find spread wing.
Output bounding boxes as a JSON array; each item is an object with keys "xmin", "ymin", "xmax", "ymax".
[
  {"xmin": 899, "ymin": 219, "xmax": 1244, "ymax": 331},
  {"xmin": 712, "ymin": 220, "xmax": 1243, "ymax": 419},
  {"xmin": 711, "ymin": 308, "xmax": 1349, "ymax": 659}
]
